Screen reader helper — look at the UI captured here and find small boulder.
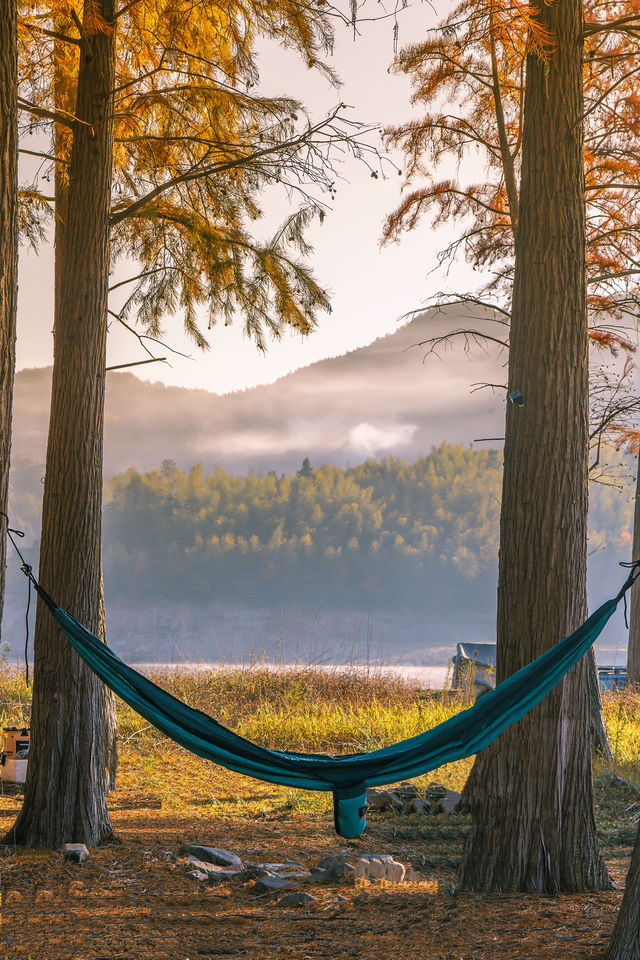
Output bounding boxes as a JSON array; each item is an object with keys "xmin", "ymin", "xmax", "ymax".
[
  {"xmin": 439, "ymin": 789, "xmax": 462, "ymax": 814},
  {"xmin": 426, "ymin": 782, "xmax": 447, "ymax": 800},
  {"xmin": 183, "ymin": 845, "xmax": 243, "ymax": 870},
  {"xmin": 237, "ymin": 865, "xmax": 272, "ymax": 881},
  {"xmin": 365, "ymin": 789, "xmax": 404, "ymax": 812},
  {"xmin": 354, "ymin": 854, "xmax": 406, "ymax": 883},
  {"xmin": 278, "ymin": 891, "xmax": 317, "ymax": 907},
  {"xmin": 402, "ymin": 797, "xmax": 428, "ymax": 816},
  {"xmin": 186, "ymin": 856, "xmax": 238, "ymax": 882},
  {"xmin": 334, "ymin": 862, "xmax": 355, "ymax": 881},
  {"xmin": 62, "ymin": 843, "xmax": 89, "ymax": 864},
  {"xmin": 309, "ymin": 867, "xmax": 334, "ymax": 882},
  {"xmin": 395, "ymin": 782, "xmax": 421, "ymax": 800},
  {"xmin": 187, "ymin": 869, "xmax": 210, "ymax": 883},
  {"xmin": 252, "ymin": 875, "xmax": 297, "ymax": 895}
]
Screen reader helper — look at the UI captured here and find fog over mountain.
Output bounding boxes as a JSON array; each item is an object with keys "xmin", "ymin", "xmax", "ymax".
[{"xmin": 12, "ymin": 307, "xmax": 506, "ymax": 475}]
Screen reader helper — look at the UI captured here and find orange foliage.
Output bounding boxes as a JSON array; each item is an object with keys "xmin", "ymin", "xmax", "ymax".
[{"xmin": 384, "ymin": 0, "xmax": 640, "ymax": 342}]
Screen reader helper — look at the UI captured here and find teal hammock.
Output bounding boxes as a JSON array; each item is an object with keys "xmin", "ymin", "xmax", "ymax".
[{"xmin": 26, "ymin": 566, "xmax": 635, "ymax": 839}]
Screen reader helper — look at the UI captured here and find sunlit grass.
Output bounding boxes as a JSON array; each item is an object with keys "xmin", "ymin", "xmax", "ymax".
[{"xmin": 2, "ymin": 664, "xmax": 640, "ymax": 808}]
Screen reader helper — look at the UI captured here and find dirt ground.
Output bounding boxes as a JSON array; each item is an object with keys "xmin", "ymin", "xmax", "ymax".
[{"xmin": 0, "ymin": 761, "xmax": 633, "ymax": 960}]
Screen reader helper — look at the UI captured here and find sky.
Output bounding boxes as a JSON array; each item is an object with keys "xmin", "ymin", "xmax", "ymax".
[{"xmin": 15, "ymin": 1, "xmax": 491, "ymax": 395}]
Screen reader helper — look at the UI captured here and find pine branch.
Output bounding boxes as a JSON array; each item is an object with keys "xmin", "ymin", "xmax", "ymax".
[{"xmin": 110, "ymin": 105, "xmax": 357, "ymax": 226}]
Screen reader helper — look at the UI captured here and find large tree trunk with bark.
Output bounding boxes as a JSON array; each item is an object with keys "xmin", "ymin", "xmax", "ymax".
[
  {"xmin": 458, "ymin": 0, "xmax": 610, "ymax": 892},
  {"xmin": 627, "ymin": 460, "xmax": 640, "ymax": 686},
  {"xmin": 6, "ymin": 0, "xmax": 118, "ymax": 848},
  {"xmin": 610, "ymin": 462, "xmax": 640, "ymax": 957},
  {"xmin": 0, "ymin": 0, "xmax": 18, "ymax": 639},
  {"xmin": 608, "ymin": 826, "xmax": 640, "ymax": 959}
]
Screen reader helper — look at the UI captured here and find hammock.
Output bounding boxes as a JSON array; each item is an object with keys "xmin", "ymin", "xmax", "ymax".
[{"xmin": 29, "ymin": 568, "xmax": 634, "ymax": 839}]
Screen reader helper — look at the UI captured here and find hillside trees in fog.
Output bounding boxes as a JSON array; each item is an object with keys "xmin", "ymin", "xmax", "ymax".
[{"xmin": 94, "ymin": 445, "xmax": 634, "ymax": 608}]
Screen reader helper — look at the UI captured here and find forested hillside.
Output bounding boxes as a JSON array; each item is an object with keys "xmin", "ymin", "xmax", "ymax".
[
  {"xmin": 102, "ymin": 444, "xmax": 503, "ymax": 608},
  {"xmin": 6, "ymin": 443, "xmax": 633, "ymax": 660}
]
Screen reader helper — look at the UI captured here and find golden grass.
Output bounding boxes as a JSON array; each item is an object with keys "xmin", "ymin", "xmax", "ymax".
[{"xmin": 2, "ymin": 664, "xmax": 639, "ymax": 800}]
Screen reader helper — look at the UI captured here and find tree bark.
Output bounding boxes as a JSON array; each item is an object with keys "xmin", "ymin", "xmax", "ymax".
[
  {"xmin": 0, "ymin": 0, "xmax": 18, "ymax": 640},
  {"xmin": 610, "ymin": 460, "xmax": 640, "ymax": 957},
  {"xmin": 458, "ymin": 0, "xmax": 610, "ymax": 892},
  {"xmin": 627, "ymin": 458, "xmax": 640, "ymax": 686},
  {"xmin": 608, "ymin": 826, "xmax": 640, "ymax": 960},
  {"xmin": 6, "ymin": 0, "xmax": 118, "ymax": 848}
]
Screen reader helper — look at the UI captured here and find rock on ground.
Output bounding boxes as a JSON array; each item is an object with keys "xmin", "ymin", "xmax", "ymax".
[
  {"xmin": 62, "ymin": 844, "xmax": 89, "ymax": 864},
  {"xmin": 182, "ymin": 845, "xmax": 243, "ymax": 870},
  {"xmin": 186, "ymin": 856, "xmax": 238, "ymax": 881},
  {"xmin": 354, "ymin": 854, "xmax": 406, "ymax": 882},
  {"xmin": 252, "ymin": 875, "xmax": 298, "ymax": 895},
  {"xmin": 278, "ymin": 892, "xmax": 317, "ymax": 907}
]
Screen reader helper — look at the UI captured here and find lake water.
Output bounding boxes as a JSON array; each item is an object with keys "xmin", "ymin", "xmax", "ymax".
[{"xmin": 131, "ymin": 661, "xmax": 454, "ymax": 689}]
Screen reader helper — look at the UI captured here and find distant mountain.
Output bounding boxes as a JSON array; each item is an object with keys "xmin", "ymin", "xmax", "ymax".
[{"xmin": 12, "ymin": 307, "xmax": 505, "ymax": 476}]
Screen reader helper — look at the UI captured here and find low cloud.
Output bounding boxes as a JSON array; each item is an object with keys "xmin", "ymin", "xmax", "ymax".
[{"xmin": 347, "ymin": 422, "xmax": 418, "ymax": 456}]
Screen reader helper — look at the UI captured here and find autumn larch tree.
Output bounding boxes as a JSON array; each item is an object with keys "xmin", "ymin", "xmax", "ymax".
[
  {"xmin": 383, "ymin": 0, "xmax": 640, "ymax": 891},
  {"xmin": 385, "ymin": 0, "xmax": 640, "ymax": 764},
  {"xmin": 9, "ymin": 0, "xmax": 373, "ymax": 848},
  {"xmin": 0, "ymin": 0, "xmax": 17, "ymax": 641}
]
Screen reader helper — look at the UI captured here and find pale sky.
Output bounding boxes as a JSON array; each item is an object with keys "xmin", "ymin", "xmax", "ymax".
[{"xmin": 16, "ymin": 2, "xmax": 491, "ymax": 395}]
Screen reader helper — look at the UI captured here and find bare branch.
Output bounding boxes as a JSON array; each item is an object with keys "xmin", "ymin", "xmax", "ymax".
[
  {"xmin": 106, "ymin": 357, "xmax": 167, "ymax": 371},
  {"xmin": 110, "ymin": 106, "xmax": 359, "ymax": 226}
]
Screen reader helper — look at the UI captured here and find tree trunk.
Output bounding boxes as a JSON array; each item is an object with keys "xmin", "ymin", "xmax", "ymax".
[
  {"xmin": 627, "ymin": 458, "xmax": 640, "ymax": 686},
  {"xmin": 0, "ymin": 0, "xmax": 17, "ymax": 640},
  {"xmin": 588, "ymin": 646, "xmax": 612, "ymax": 759},
  {"xmin": 458, "ymin": 0, "xmax": 610, "ymax": 892},
  {"xmin": 6, "ymin": 0, "xmax": 118, "ymax": 848},
  {"xmin": 608, "ymin": 826, "xmax": 640, "ymax": 960}
]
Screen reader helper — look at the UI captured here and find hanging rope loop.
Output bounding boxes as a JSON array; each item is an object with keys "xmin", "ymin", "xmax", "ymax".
[{"xmin": 1, "ymin": 511, "xmax": 33, "ymax": 685}]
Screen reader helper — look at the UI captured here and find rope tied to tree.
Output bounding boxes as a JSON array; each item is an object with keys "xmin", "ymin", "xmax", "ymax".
[
  {"xmin": 617, "ymin": 559, "xmax": 640, "ymax": 628},
  {"xmin": 1, "ymin": 511, "xmax": 35, "ymax": 686}
]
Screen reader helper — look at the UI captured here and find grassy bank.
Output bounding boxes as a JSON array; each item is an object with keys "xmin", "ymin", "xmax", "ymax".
[{"xmin": 2, "ymin": 664, "xmax": 640, "ymax": 790}]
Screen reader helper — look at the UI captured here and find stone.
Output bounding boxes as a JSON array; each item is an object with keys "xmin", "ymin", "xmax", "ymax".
[
  {"xmin": 186, "ymin": 856, "xmax": 238, "ymax": 881},
  {"xmin": 354, "ymin": 854, "xmax": 406, "ymax": 883},
  {"xmin": 337, "ymin": 894, "xmax": 349, "ymax": 903},
  {"xmin": 187, "ymin": 869, "xmax": 210, "ymax": 882},
  {"xmin": 252, "ymin": 875, "xmax": 297, "ymax": 894},
  {"xmin": 402, "ymin": 797, "xmax": 427, "ymax": 816},
  {"xmin": 365, "ymin": 789, "xmax": 403, "ymax": 812},
  {"xmin": 426, "ymin": 782, "xmax": 447, "ymax": 799},
  {"xmin": 313, "ymin": 853, "xmax": 344, "ymax": 877},
  {"xmin": 317, "ymin": 852, "xmax": 346, "ymax": 870},
  {"xmin": 438, "ymin": 789, "xmax": 462, "ymax": 815},
  {"xmin": 62, "ymin": 843, "xmax": 89, "ymax": 864},
  {"xmin": 262, "ymin": 861, "xmax": 306, "ymax": 872},
  {"xmin": 183, "ymin": 845, "xmax": 243, "ymax": 870},
  {"xmin": 395, "ymin": 782, "xmax": 421, "ymax": 800},
  {"xmin": 334, "ymin": 862, "xmax": 355, "ymax": 880},
  {"xmin": 237, "ymin": 865, "xmax": 272, "ymax": 881},
  {"xmin": 278, "ymin": 892, "xmax": 317, "ymax": 907}
]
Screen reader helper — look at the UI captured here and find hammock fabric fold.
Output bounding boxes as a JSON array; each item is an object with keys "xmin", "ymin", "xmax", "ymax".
[{"xmin": 34, "ymin": 580, "xmax": 627, "ymax": 838}]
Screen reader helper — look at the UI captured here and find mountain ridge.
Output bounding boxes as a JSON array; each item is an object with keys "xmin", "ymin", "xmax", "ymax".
[{"xmin": 12, "ymin": 307, "xmax": 506, "ymax": 476}]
